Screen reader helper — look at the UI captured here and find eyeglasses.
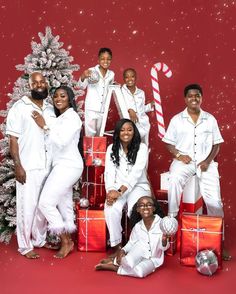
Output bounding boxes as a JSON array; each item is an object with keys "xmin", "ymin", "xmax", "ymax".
[{"xmin": 137, "ymin": 203, "xmax": 154, "ymax": 209}]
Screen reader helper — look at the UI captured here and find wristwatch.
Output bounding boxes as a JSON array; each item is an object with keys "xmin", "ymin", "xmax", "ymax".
[
  {"xmin": 175, "ymin": 152, "xmax": 181, "ymax": 159},
  {"xmin": 117, "ymin": 189, "xmax": 123, "ymax": 195}
]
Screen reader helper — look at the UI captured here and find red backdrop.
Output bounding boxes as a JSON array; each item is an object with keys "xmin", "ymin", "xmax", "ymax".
[{"xmin": 0, "ymin": 0, "xmax": 235, "ymax": 247}]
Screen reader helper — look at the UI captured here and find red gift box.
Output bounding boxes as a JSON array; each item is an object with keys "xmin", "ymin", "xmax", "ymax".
[
  {"xmin": 83, "ymin": 136, "xmax": 107, "ymax": 166},
  {"xmin": 82, "ymin": 166, "xmax": 106, "ymax": 207},
  {"xmin": 180, "ymin": 213, "xmax": 223, "ymax": 267},
  {"xmin": 77, "ymin": 208, "xmax": 107, "ymax": 252}
]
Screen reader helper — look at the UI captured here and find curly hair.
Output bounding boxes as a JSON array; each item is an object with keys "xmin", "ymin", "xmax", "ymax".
[
  {"xmin": 52, "ymin": 85, "xmax": 77, "ymax": 117},
  {"xmin": 111, "ymin": 119, "xmax": 141, "ymax": 166},
  {"xmin": 129, "ymin": 196, "xmax": 165, "ymax": 229}
]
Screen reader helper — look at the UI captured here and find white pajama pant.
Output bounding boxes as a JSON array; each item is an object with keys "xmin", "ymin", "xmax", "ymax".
[
  {"xmin": 16, "ymin": 169, "xmax": 49, "ymax": 255},
  {"xmin": 136, "ymin": 122, "xmax": 150, "ymax": 146},
  {"xmin": 85, "ymin": 109, "xmax": 103, "ymax": 137},
  {"xmin": 117, "ymin": 243, "xmax": 156, "ymax": 278},
  {"xmin": 168, "ymin": 160, "xmax": 224, "ymax": 217},
  {"xmin": 38, "ymin": 165, "xmax": 83, "ymax": 235},
  {"xmin": 104, "ymin": 186, "xmax": 151, "ymax": 247}
]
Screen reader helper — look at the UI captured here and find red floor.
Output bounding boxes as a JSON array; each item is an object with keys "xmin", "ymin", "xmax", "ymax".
[{"xmin": 0, "ymin": 236, "xmax": 235, "ymax": 294}]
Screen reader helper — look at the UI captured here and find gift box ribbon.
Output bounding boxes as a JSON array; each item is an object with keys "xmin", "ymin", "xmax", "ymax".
[{"xmin": 78, "ymin": 209, "xmax": 105, "ymax": 251}]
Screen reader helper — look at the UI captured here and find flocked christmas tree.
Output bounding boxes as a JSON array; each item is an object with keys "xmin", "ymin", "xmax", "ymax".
[{"xmin": 0, "ymin": 26, "xmax": 83, "ymax": 243}]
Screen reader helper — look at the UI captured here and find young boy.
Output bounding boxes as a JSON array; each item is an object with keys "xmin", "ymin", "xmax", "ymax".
[
  {"xmin": 78, "ymin": 48, "xmax": 114, "ymax": 136},
  {"xmin": 121, "ymin": 68, "xmax": 153, "ymax": 146}
]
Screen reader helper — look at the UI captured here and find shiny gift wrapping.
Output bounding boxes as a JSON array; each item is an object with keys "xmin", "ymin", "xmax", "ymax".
[
  {"xmin": 83, "ymin": 136, "xmax": 107, "ymax": 166},
  {"xmin": 77, "ymin": 208, "xmax": 106, "ymax": 252},
  {"xmin": 180, "ymin": 213, "xmax": 223, "ymax": 267},
  {"xmin": 82, "ymin": 166, "xmax": 106, "ymax": 207}
]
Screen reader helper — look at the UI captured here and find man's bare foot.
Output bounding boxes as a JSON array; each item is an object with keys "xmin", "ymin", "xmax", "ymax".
[
  {"xmin": 54, "ymin": 240, "xmax": 74, "ymax": 259},
  {"xmin": 100, "ymin": 257, "xmax": 115, "ymax": 264},
  {"xmin": 223, "ymin": 248, "xmax": 232, "ymax": 261},
  {"xmin": 95, "ymin": 263, "xmax": 118, "ymax": 272},
  {"xmin": 25, "ymin": 250, "xmax": 40, "ymax": 259},
  {"xmin": 43, "ymin": 242, "xmax": 60, "ymax": 250}
]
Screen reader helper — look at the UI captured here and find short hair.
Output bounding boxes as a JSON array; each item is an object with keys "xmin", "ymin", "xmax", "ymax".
[
  {"xmin": 98, "ymin": 47, "xmax": 112, "ymax": 58},
  {"xmin": 123, "ymin": 68, "xmax": 137, "ymax": 79},
  {"xmin": 29, "ymin": 71, "xmax": 46, "ymax": 86},
  {"xmin": 52, "ymin": 86, "xmax": 77, "ymax": 117},
  {"xmin": 184, "ymin": 84, "xmax": 203, "ymax": 97}
]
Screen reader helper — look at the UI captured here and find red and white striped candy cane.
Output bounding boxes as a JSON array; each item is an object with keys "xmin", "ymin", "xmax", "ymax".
[{"xmin": 151, "ymin": 62, "xmax": 172, "ymax": 139}]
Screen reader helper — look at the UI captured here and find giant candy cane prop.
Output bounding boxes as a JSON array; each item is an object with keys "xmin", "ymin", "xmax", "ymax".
[{"xmin": 151, "ymin": 62, "xmax": 172, "ymax": 139}]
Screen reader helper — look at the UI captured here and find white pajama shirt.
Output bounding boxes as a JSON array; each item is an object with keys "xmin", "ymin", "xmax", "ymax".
[
  {"xmin": 6, "ymin": 96, "xmax": 55, "ymax": 255},
  {"xmin": 38, "ymin": 108, "xmax": 84, "ymax": 234},
  {"xmin": 117, "ymin": 215, "xmax": 169, "ymax": 278},
  {"xmin": 121, "ymin": 85, "xmax": 153, "ymax": 146},
  {"xmin": 104, "ymin": 143, "xmax": 151, "ymax": 246},
  {"xmin": 78, "ymin": 64, "xmax": 115, "ymax": 136},
  {"xmin": 162, "ymin": 108, "xmax": 224, "ymax": 217}
]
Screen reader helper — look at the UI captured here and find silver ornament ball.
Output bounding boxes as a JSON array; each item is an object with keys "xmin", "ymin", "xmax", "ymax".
[
  {"xmin": 88, "ymin": 70, "xmax": 100, "ymax": 84},
  {"xmin": 160, "ymin": 216, "xmax": 178, "ymax": 236},
  {"xmin": 195, "ymin": 250, "xmax": 218, "ymax": 276},
  {"xmin": 92, "ymin": 157, "xmax": 102, "ymax": 166},
  {"xmin": 79, "ymin": 198, "xmax": 90, "ymax": 208}
]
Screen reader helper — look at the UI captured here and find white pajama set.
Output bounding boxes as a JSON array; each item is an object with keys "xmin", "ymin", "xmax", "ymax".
[
  {"xmin": 38, "ymin": 108, "xmax": 84, "ymax": 235},
  {"xmin": 121, "ymin": 85, "xmax": 153, "ymax": 146},
  {"xmin": 78, "ymin": 65, "xmax": 115, "ymax": 136},
  {"xmin": 162, "ymin": 108, "xmax": 224, "ymax": 217},
  {"xmin": 117, "ymin": 215, "xmax": 169, "ymax": 278},
  {"xmin": 6, "ymin": 96, "xmax": 55, "ymax": 255},
  {"xmin": 104, "ymin": 143, "xmax": 151, "ymax": 247}
]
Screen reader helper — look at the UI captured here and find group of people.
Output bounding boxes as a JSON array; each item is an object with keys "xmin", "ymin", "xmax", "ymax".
[{"xmin": 6, "ymin": 46, "xmax": 229, "ymax": 277}]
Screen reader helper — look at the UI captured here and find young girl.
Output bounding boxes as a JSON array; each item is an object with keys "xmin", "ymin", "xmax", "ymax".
[
  {"xmin": 103, "ymin": 119, "xmax": 151, "ymax": 258},
  {"xmin": 78, "ymin": 48, "xmax": 115, "ymax": 136},
  {"xmin": 121, "ymin": 68, "xmax": 154, "ymax": 146},
  {"xmin": 95, "ymin": 196, "xmax": 169, "ymax": 278}
]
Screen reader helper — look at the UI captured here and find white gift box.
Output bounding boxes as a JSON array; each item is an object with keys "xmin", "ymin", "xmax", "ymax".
[{"xmin": 160, "ymin": 172, "xmax": 202, "ymax": 214}]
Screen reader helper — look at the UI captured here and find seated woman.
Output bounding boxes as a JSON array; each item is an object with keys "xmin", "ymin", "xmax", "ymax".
[
  {"xmin": 103, "ymin": 118, "xmax": 151, "ymax": 259},
  {"xmin": 96, "ymin": 196, "xmax": 169, "ymax": 278},
  {"xmin": 32, "ymin": 86, "xmax": 84, "ymax": 258}
]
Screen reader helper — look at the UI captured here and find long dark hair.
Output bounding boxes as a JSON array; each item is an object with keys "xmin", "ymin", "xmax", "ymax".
[
  {"xmin": 111, "ymin": 119, "xmax": 141, "ymax": 166},
  {"xmin": 129, "ymin": 197, "xmax": 165, "ymax": 229},
  {"xmin": 52, "ymin": 86, "xmax": 77, "ymax": 117}
]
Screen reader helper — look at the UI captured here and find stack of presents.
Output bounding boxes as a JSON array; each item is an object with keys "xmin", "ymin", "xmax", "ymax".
[
  {"xmin": 157, "ymin": 172, "xmax": 223, "ymax": 268},
  {"xmin": 77, "ymin": 150, "xmax": 223, "ymax": 268}
]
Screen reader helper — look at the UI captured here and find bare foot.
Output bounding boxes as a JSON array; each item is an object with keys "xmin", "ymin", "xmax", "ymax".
[
  {"xmin": 54, "ymin": 241, "xmax": 74, "ymax": 259},
  {"xmin": 43, "ymin": 242, "xmax": 60, "ymax": 250},
  {"xmin": 100, "ymin": 257, "xmax": 115, "ymax": 264},
  {"xmin": 95, "ymin": 263, "xmax": 118, "ymax": 271},
  {"xmin": 25, "ymin": 250, "xmax": 40, "ymax": 259}
]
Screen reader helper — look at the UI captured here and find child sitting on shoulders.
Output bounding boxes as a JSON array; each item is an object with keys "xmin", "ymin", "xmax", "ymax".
[{"xmin": 95, "ymin": 196, "xmax": 169, "ymax": 278}]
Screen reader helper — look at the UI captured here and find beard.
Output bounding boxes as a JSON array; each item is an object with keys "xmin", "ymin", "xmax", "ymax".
[{"xmin": 31, "ymin": 88, "xmax": 48, "ymax": 100}]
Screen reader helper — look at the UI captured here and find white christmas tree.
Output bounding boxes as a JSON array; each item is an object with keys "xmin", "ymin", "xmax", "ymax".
[{"xmin": 0, "ymin": 26, "xmax": 83, "ymax": 243}]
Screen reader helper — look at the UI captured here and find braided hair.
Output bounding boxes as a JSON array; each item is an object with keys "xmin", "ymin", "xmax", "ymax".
[
  {"xmin": 129, "ymin": 196, "xmax": 165, "ymax": 229},
  {"xmin": 111, "ymin": 119, "xmax": 141, "ymax": 166}
]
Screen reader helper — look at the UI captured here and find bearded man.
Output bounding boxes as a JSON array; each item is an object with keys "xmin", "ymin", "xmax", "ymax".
[{"xmin": 6, "ymin": 72, "xmax": 55, "ymax": 258}]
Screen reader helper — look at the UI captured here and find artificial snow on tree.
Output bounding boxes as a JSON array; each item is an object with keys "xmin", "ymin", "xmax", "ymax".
[{"xmin": 0, "ymin": 26, "xmax": 83, "ymax": 244}]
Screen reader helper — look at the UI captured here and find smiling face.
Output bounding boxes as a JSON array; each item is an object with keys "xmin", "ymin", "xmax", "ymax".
[
  {"xmin": 136, "ymin": 196, "xmax": 155, "ymax": 219},
  {"xmin": 98, "ymin": 51, "xmax": 112, "ymax": 70},
  {"xmin": 184, "ymin": 89, "xmax": 202, "ymax": 112},
  {"xmin": 123, "ymin": 69, "xmax": 136, "ymax": 88},
  {"xmin": 53, "ymin": 89, "xmax": 70, "ymax": 114},
  {"xmin": 119, "ymin": 122, "xmax": 134, "ymax": 144}
]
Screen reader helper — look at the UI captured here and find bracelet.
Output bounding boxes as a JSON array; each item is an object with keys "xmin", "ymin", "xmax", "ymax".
[{"xmin": 175, "ymin": 152, "xmax": 181, "ymax": 159}]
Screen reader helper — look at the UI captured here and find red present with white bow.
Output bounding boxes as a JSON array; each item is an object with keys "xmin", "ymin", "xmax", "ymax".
[
  {"xmin": 77, "ymin": 208, "xmax": 107, "ymax": 252},
  {"xmin": 180, "ymin": 213, "xmax": 223, "ymax": 267},
  {"xmin": 83, "ymin": 136, "xmax": 107, "ymax": 166},
  {"xmin": 82, "ymin": 166, "xmax": 106, "ymax": 208}
]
